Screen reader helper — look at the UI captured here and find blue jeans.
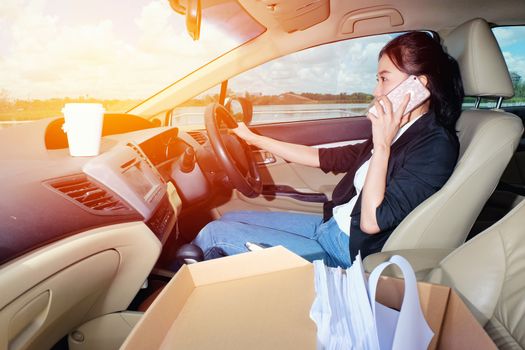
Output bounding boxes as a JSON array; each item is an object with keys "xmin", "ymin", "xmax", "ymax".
[{"xmin": 192, "ymin": 211, "xmax": 352, "ymax": 268}]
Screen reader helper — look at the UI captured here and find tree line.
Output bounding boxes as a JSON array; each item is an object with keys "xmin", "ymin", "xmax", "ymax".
[
  {"xmin": 0, "ymin": 93, "xmax": 140, "ymax": 121},
  {"xmin": 2, "ymin": 72, "xmax": 524, "ymax": 121},
  {"xmin": 511, "ymin": 72, "xmax": 525, "ymax": 99}
]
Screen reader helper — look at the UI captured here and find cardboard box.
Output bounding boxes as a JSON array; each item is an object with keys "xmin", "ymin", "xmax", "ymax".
[{"xmin": 121, "ymin": 246, "xmax": 496, "ymax": 350}]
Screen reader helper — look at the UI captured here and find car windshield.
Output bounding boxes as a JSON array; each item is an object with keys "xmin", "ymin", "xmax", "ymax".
[{"xmin": 0, "ymin": 0, "xmax": 265, "ymax": 128}]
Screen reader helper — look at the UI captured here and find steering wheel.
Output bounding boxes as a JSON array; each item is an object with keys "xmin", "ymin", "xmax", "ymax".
[{"xmin": 204, "ymin": 103, "xmax": 262, "ymax": 198}]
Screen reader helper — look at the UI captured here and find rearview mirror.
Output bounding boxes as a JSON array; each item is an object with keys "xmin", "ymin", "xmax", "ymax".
[
  {"xmin": 225, "ymin": 97, "xmax": 253, "ymax": 125},
  {"xmin": 168, "ymin": 0, "xmax": 201, "ymax": 41}
]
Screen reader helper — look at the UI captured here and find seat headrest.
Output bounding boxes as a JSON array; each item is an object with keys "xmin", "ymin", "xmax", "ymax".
[{"xmin": 443, "ymin": 18, "xmax": 514, "ymax": 98}]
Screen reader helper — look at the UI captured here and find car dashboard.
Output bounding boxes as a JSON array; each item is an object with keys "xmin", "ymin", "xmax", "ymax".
[{"xmin": 0, "ymin": 117, "xmax": 206, "ymax": 266}]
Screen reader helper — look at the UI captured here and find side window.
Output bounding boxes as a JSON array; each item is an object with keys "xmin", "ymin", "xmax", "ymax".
[
  {"xmin": 228, "ymin": 33, "xmax": 401, "ymax": 124},
  {"xmin": 493, "ymin": 26, "xmax": 525, "ymax": 107}
]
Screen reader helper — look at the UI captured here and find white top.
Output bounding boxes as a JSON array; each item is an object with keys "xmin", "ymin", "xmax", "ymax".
[{"xmin": 333, "ymin": 116, "xmax": 422, "ymax": 235}]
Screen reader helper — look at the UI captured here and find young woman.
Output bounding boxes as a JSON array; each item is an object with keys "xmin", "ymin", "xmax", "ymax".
[{"xmin": 192, "ymin": 32, "xmax": 464, "ymax": 267}]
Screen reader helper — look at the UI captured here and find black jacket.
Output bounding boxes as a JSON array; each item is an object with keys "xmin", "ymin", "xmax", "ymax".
[{"xmin": 319, "ymin": 111, "xmax": 459, "ymax": 261}]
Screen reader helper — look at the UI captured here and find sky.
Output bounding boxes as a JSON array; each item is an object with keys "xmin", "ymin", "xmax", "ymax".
[
  {"xmin": 0, "ymin": 0, "xmax": 238, "ymax": 100},
  {"xmin": 0, "ymin": 0, "xmax": 524, "ymax": 101},
  {"xmin": 493, "ymin": 26, "xmax": 525, "ymax": 81},
  {"xmin": 229, "ymin": 35, "xmax": 392, "ymax": 96}
]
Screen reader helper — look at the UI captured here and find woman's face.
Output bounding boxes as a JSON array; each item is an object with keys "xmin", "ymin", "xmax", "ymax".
[{"xmin": 373, "ymin": 54, "xmax": 409, "ymax": 98}]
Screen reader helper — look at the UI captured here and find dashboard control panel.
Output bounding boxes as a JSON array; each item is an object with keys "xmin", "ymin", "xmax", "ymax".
[{"xmin": 83, "ymin": 143, "xmax": 167, "ymax": 221}]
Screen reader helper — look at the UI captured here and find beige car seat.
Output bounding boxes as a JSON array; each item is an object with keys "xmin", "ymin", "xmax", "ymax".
[
  {"xmin": 378, "ymin": 18, "xmax": 523, "ymax": 254},
  {"xmin": 426, "ymin": 199, "xmax": 525, "ymax": 349}
]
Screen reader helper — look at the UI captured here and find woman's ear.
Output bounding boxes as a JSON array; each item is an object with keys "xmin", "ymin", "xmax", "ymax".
[{"xmin": 419, "ymin": 75, "xmax": 429, "ymax": 87}]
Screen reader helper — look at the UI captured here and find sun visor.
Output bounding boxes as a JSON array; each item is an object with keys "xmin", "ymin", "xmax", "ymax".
[{"xmin": 258, "ymin": 0, "xmax": 330, "ymax": 33}]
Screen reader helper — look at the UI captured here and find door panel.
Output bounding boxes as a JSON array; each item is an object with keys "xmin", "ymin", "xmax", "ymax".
[
  {"xmin": 252, "ymin": 117, "xmax": 371, "ymax": 146},
  {"xmin": 219, "ymin": 117, "xmax": 370, "ymax": 214}
]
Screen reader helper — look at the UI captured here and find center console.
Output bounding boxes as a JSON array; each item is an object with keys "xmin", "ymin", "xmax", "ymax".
[{"xmin": 83, "ymin": 143, "xmax": 167, "ymax": 221}]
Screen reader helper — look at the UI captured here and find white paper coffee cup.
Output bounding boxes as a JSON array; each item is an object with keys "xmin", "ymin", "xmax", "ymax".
[{"xmin": 62, "ymin": 103, "xmax": 105, "ymax": 157}]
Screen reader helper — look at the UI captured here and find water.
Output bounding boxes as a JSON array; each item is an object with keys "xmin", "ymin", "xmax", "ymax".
[{"xmin": 170, "ymin": 103, "xmax": 371, "ymax": 126}]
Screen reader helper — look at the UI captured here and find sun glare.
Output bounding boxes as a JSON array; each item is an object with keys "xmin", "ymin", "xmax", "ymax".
[{"xmin": 0, "ymin": 0, "xmax": 247, "ymax": 120}]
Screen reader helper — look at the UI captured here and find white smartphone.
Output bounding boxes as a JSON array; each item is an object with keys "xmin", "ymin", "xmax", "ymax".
[{"xmin": 368, "ymin": 75, "xmax": 430, "ymax": 117}]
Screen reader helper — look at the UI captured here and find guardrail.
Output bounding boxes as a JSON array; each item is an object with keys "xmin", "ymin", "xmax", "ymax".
[
  {"xmin": 170, "ymin": 105, "xmax": 370, "ymax": 126},
  {"xmin": 0, "ymin": 120, "xmax": 33, "ymax": 129}
]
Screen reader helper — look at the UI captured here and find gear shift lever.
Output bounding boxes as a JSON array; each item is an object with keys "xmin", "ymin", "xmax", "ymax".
[{"xmin": 175, "ymin": 243, "xmax": 204, "ymax": 264}]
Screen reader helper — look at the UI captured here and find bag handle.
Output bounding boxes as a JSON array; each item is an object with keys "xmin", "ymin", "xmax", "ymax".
[{"xmin": 368, "ymin": 255, "xmax": 434, "ymax": 350}]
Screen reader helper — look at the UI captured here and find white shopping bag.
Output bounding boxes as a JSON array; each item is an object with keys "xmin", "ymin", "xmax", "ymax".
[{"xmin": 310, "ymin": 254, "xmax": 434, "ymax": 350}]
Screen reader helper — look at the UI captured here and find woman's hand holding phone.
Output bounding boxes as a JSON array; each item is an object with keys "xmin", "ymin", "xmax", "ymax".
[
  {"xmin": 368, "ymin": 75, "xmax": 430, "ymax": 118},
  {"xmin": 368, "ymin": 94, "xmax": 411, "ymax": 150},
  {"xmin": 367, "ymin": 75, "xmax": 430, "ymax": 149}
]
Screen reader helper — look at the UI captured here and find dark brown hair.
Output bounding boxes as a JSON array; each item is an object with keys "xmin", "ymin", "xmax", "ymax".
[{"xmin": 379, "ymin": 32, "xmax": 464, "ymax": 132}]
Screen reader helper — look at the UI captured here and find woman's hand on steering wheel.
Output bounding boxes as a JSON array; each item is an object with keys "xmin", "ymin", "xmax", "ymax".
[
  {"xmin": 205, "ymin": 103, "xmax": 262, "ymax": 198},
  {"xmin": 231, "ymin": 122, "xmax": 257, "ymax": 145}
]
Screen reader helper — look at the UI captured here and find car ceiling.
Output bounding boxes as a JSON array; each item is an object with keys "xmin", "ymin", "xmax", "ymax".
[
  {"xmin": 130, "ymin": 0, "xmax": 525, "ymax": 117},
  {"xmin": 247, "ymin": 0, "xmax": 525, "ymax": 33}
]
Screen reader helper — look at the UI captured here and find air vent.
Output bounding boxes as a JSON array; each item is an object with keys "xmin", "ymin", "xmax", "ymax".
[
  {"xmin": 126, "ymin": 142, "xmax": 164, "ymax": 174},
  {"xmin": 127, "ymin": 143, "xmax": 152, "ymax": 166},
  {"xmin": 187, "ymin": 131, "xmax": 208, "ymax": 145},
  {"xmin": 46, "ymin": 174, "xmax": 132, "ymax": 214}
]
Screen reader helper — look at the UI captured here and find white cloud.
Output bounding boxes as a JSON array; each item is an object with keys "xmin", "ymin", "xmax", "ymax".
[
  {"xmin": 493, "ymin": 27, "xmax": 514, "ymax": 44},
  {"xmin": 493, "ymin": 27, "xmax": 525, "ymax": 48},
  {"xmin": 0, "ymin": 0, "xmax": 20, "ymax": 19},
  {"xmin": 502, "ymin": 51, "xmax": 525, "ymax": 78},
  {"xmin": 0, "ymin": 0, "xmax": 237, "ymax": 100},
  {"xmin": 229, "ymin": 35, "xmax": 392, "ymax": 96}
]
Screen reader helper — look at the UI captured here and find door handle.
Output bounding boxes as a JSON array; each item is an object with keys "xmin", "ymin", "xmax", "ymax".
[{"xmin": 253, "ymin": 150, "xmax": 276, "ymax": 165}]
